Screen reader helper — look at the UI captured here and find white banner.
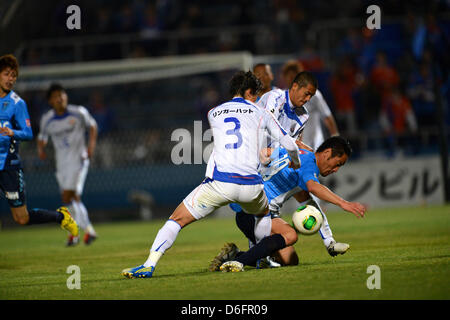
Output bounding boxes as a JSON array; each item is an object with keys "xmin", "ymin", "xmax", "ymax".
[{"xmin": 321, "ymin": 156, "xmax": 445, "ymax": 209}]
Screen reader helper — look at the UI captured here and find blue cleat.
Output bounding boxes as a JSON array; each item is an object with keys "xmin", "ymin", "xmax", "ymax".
[{"xmin": 121, "ymin": 265, "xmax": 155, "ymax": 279}]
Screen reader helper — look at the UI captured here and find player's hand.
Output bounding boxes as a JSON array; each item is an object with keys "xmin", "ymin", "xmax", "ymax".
[
  {"xmin": 0, "ymin": 127, "xmax": 14, "ymax": 137},
  {"xmin": 259, "ymin": 147, "xmax": 273, "ymax": 166},
  {"xmin": 289, "ymin": 161, "xmax": 300, "ymax": 170},
  {"xmin": 341, "ymin": 201, "xmax": 366, "ymax": 218}
]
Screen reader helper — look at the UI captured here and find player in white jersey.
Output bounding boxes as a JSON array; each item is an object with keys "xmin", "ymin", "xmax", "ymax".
[
  {"xmin": 121, "ymin": 71, "xmax": 302, "ymax": 278},
  {"xmin": 280, "ymin": 60, "xmax": 339, "ymax": 151},
  {"xmin": 38, "ymin": 84, "xmax": 98, "ymax": 246}
]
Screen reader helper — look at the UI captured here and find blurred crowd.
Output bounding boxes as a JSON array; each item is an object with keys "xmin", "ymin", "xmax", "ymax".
[{"xmin": 10, "ymin": 0, "xmax": 450, "ymax": 160}]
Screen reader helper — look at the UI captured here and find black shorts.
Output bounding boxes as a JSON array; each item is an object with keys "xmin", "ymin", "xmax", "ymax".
[{"xmin": 0, "ymin": 168, "xmax": 26, "ymax": 208}]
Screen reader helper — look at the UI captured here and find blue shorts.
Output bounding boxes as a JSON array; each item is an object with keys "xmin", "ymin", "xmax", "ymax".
[{"xmin": 0, "ymin": 168, "xmax": 26, "ymax": 208}]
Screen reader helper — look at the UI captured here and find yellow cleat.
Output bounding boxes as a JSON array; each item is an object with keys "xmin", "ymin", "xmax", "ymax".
[{"xmin": 58, "ymin": 206, "xmax": 79, "ymax": 237}]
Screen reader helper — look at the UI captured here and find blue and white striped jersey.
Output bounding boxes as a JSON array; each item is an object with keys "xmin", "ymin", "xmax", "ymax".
[
  {"xmin": 257, "ymin": 88, "xmax": 309, "ymax": 141},
  {"xmin": 261, "ymin": 147, "xmax": 320, "ymax": 212},
  {"xmin": 0, "ymin": 90, "xmax": 33, "ymax": 170},
  {"xmin": 206, "ymin": 97, "xmax": 300, "ymax": 185}
]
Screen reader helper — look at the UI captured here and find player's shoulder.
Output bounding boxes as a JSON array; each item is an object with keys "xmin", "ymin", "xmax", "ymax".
[
  {"xmin": 261, "ymin": 88, "xmax": 285, "ymax": 101},
  {"xmin": 68, "ymin": 104, "xmax": 86, "ymax": 113},
  {"xmin": 7, "ymin": 91, "xmax": 26, "ymax": 106}
]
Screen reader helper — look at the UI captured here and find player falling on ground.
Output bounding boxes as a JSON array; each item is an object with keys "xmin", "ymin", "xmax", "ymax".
[
  {"xmin": 122, "ymin": 71, "xmax": 302, "ymax": 278},
  {"xmin": 235, "ymin": 70, "xmax": 349, "ymax": 260},
  {"xmin": 0, "ymin": 54, "xmax": 78, "ymax": 238},
  {"xmin": 38, "ymin": 83, "xmax": 98, "ymax": 246},
  {"xmin": 210, "ymin": 136, "xmax": 366, "ymax": 270}
]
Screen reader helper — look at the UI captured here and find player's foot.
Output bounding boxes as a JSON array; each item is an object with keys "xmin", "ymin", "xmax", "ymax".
[
  {"xmin": 209, "ymin": 242, "xmax": 239, "ymax": 272},
  {"xmin": 83, "ymin": 233, "xmax": 97, "ymax": 245},
  {"xmin": 121, "ymin": 265, "xmax": 155, "ymax": 279},
  {"xmin": 58, "ymin": 206, "xmax": 79, "ymax": 237},
  {"xmin": 327, "ymin": 241, "xmax": 350, "ymax": 257},
  {"xmin": 66, "ymin": 235, "xmax": 79, "ymax": 246},
  {"xmin": 219, "ymin": 261, "xmax": 244, "ymax": 272},
  {"xmin": 256, "ymin": 256, "xmax": 281, "ymax": 269}
]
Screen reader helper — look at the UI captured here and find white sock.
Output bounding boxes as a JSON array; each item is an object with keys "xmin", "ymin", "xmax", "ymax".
[
  {"xmin": 144, "ymin": 219, "xmax": 181, "ymax": 268},
  {"xmin": 69, "ymin": 201, "xmax": 86, "ymax": 230},
  {"xmin": 77, "ymin": 201, "xmax": 96, "ymax": 235},
  {"xmin": 253, "ymin": 213, "xmax": 272, "ymax": 244},
  {"xmin": 307, "ymin": 196, "xmax": 335, "ymax": 247}
]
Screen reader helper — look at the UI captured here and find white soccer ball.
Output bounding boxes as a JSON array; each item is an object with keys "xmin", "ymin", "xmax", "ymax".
[{"xmin": 292, "ymin": 205, "xmax": 323, "ymax": 235}]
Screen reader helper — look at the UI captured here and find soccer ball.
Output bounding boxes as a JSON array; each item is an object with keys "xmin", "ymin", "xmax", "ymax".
[{"xmin": 292, "ymin": 205, "xmax": 323, "ymax": 235}]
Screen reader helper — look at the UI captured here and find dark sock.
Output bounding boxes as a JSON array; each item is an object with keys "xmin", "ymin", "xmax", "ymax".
[
  {"xmin": 235, "ymin": 210, "xmax": 257, "ymax": 244},
  {"xmin": 27, "ymin": 208, "xmax": 64, "ymax": 225},
  {"xmin": 236, "ymin": 234, "xmax": 286, "ymax": 266}
]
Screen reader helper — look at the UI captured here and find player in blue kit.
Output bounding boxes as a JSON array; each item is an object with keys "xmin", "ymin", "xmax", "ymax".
[
  {"xmin": 210, "ymin": 136, "xmax": 366, "ymax": 269},
  {"xmin": 0, "ymin": 54, "xmax": 78, "ymax": 237}
]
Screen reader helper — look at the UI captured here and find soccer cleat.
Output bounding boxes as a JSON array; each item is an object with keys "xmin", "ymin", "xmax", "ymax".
[
  {"xmin": 219, "ymin": 261, "xmax": 244, "ymax": 272},
  {"xmin": 256, "ymin": 256, "xmax": 281, "ymax": 269},
  {"xmin": 327, "ymin": 241, "xmax": 350, "ymax": 257},
  {"xmin": 121, "ymin": 265, "xmax": 155, "ymax": 279},
  {"xmin": 66, "ymin": 235, "xmax": 79, "ymax": 246},
  {"xmin": 83, "ymin": 233, "xmax": 97, "ymax": 245},
  {"xmin": 209, "ymin": 242, "xmax": 240, "ymax": 272},
  {"xmin": 58, "ymin": 206, "xmax": 79, "ymax": 237}
]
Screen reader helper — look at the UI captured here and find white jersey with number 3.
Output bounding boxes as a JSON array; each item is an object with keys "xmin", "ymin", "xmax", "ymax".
[{"xmin": 205, "ymin": 97, "xmax": 299, "ymax": 185}]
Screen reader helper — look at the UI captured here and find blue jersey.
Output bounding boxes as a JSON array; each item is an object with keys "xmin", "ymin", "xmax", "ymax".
[
  {"xmin": 0, "ymin": 90, "xmax": 33, "ymax": 170},
  {"xmin": 230, "ymin": 147, "xmax": 320, "ymax": 214}
]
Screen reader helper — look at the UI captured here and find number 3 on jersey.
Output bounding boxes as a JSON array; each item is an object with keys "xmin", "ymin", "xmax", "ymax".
[{"xmin": 224, "ymin": 117, "xmax": 242, "ymax": 149}]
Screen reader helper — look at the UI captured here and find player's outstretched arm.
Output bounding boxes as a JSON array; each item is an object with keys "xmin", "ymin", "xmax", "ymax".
[{"xmin": 306, "ymin": 180, "xmax": 365, "ymax": 218}]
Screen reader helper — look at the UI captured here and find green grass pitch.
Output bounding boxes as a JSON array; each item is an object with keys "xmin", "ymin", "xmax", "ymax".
[{"xmin": 0, "ymin": 205, "xmax": 449, "ymax": 300}]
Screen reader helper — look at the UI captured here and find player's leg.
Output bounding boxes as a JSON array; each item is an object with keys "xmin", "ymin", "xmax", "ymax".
[
  {"xmin": 2, "ymin": 169, "xmax": 77, "ymax": 236},
  {"xmin": 269, "ymin": 217, "xmax": 299, "ymax": 266},
  {"xmin": 122, "ymin": 179, "xmax": 225, "ymax": 279},
  {"xmin": 74, "ymin": 160, "xmax": 97, "ymax": 244},
  {"xmin": 221, "ymin": 186, "xmax": 294, "ymax": 271},
  {"xmin": 307, "ymin": 194, "xmax": 350, "ymax": 256}
]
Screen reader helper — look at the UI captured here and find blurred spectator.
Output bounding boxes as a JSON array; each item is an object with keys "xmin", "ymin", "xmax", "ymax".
[
  {"xmin": 89, "ymin": 91, "xmax": 116, "ymax": 134},
  {"xmin": 330, "ymin": 57, "xmax": 359, "ymax": 136},
  {"xmin": 370, "ymin": 51, "xmax": 400, "ymax": 99},
  {"xmin": 380, "ymin": 87, "xmax": 418, "ymax": 156},
  {"xmin": 406, "ymin": 61, "xmax": 436, "ymax": 129},
  {"xmin": 298, "ymin": 42, "xmax": 325, "ymax": 72}
]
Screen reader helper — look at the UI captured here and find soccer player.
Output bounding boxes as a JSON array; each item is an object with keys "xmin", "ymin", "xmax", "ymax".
[
  {"xmin": 0, "ymin": 54, "xmax": 78, "ymax": 237},
  {"xmin": 121, "ymin": 71, "xmax": 302, "ymax": 278},
  {"xmin": 240, "ymin": 69, "xmax": 348, "ymax": 258},
  {"xmin": 211, "ymin": 136, "xmax": 366, "ymax": 269},
  {"xmin": 38, "ymin": 83, "xmax": 98, "ymax": 246},
  {"xmin": 280, "ymin": 60, "xmax": 339, "ymax": 151}
]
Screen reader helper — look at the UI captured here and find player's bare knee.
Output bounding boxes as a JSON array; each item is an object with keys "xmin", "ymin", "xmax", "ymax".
[{"xmin": 283, "ymin": 229, "xmax": 298, "ymax": 246}]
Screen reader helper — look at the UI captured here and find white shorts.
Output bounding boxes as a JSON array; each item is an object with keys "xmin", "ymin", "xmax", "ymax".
[
  {"xmin": 56, "ymin": 159, "xmax": 89, "ymax": 196},
  {"xmin": 183, "ymin": 179, "xmax": 268, "ymax": 220}
]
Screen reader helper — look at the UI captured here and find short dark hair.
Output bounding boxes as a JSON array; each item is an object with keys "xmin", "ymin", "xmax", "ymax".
[
  {"xmin": 229, "ymin": 70, "xmax": 262, "ymax": 97},
  {"xmin": 316, "ymin": 136, "xmax": 352, "ymax": 158},
  {"xmin": 0, "ymin": 54, "xmax": 19, "ymax": 75},
  {"xmin": 46, "ymin": 83, "xmax": 65, "ymax": 100},
  {"xmin": 291, "ymin": 71, "xmax": 318, "ymax": 89}
]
